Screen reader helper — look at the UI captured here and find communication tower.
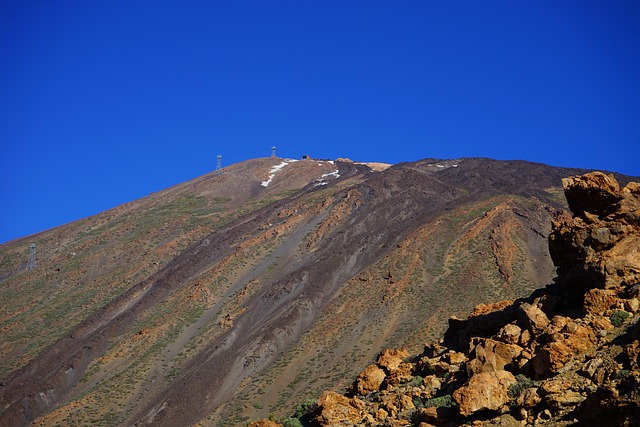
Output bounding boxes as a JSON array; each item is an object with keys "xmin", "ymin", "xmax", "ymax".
[
  {"xmin": 271, "ymin": 146, "xmax": 276, "ymax": 158},
  {"xmin": 216, "ymin": 154, "xmax": 222, "ymax": 172},
  {"xmin": 26, "ymin": 243, "xmax": 36, "ymax": 271}
]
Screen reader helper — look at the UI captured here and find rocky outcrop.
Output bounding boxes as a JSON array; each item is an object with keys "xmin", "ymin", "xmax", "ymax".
[{"xmin": 254, "ymin": 172, "xmax": 640, "ymax": 427}]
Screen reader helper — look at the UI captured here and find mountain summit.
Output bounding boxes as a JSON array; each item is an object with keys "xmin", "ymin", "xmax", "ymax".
[{"xmin": 0, "ymin": 157, "xmax": 635, "ymax": 426}]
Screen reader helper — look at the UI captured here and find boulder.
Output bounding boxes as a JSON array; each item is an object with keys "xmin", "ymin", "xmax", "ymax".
[
  {"xmin": 495, "ymin": 323, "xmax": 522, "ymax": 345},
  {"xmin": 314, "ymin": 391, "xmax": 367, "ymax": 426},
  {"xmin": 467, "ymin": 338, "xmax": 522, "ymax": 375},
  {"xmin": 532, "ymin": 322, "xmax": 596, "ymax": 377},
  {"xmin": 515, "ymin": 387, "xmax": 541, "ymax": 409},
  {"xmin": 377, "ymin": 348, "xmax": 410, "ymax": 372},
  {"xmin": 518, "ymin": 303, "xmax": 550, "ymax": 335},
  {"xmin": 582, "ymin": 289, "xmax": 618, "ymax": 315},
  {"xmin": 561, "ymin": 172, "xmax": 621, "ymax": 220},
  {"xmin": 355, "ymin": 364, "xmax": 386, "ymax": 395},
  {"xmin": 384, "ymin": 362, "xmax": 414, "ymax": 387},
  {"xmin": 453, "ymin": 370, "xmax": 516, "ymax": 416}
]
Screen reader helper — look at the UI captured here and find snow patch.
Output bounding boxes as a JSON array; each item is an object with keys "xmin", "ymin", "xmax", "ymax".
[
  {"xmin": 321, "ymin": 170, "xmax": 340, "ymax": 179},
  {"xmin": 314, "ymin": 169, "xmax": 340, "ymax": 186},
  {"xmin": 261, "ymin": 160, "xmax": 297, "ymax": 187}
]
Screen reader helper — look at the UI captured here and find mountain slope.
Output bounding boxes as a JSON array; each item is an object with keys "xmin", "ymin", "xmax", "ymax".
[
  {"xmin": 0, "ymin": 157, "xmax": 634, "ymax": 426},
  {"xmin": 277, "ymin": 171, "xmax": 640, "ymax": 427}
]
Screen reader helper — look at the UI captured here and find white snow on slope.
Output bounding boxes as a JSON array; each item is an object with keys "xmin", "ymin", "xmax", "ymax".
[
  {"xmin": 314, "ymin": 169, "xmax": 340, "ymax": 186},
  {"xmin": 261, "ymin": 160, "xmax": 297, "ymax": 187}
]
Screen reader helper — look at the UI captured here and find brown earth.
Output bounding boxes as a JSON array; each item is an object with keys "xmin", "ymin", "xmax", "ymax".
[{"xmin": 0, "ymin": 157, "xmax": 636, "ymax": 426}]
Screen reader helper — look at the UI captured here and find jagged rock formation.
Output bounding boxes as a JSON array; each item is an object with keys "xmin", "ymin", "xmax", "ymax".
[{"xmin": 254, "ymin": 172, "xmax": 640, "ymax": 427}]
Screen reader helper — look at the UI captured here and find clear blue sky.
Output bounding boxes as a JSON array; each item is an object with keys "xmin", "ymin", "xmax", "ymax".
[{"xmin": 1, "ymin": 1, "xmax": 639, "ymax": 244}]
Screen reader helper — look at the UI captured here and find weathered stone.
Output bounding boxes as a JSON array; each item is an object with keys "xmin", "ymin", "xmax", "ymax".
[
  {"xmin": 422, "ymin": 375, "xmax": 441, "ymax": 397},
  {"xmin": 561, "ymin": 172, "xmax": 622, "ymax": 219},
  {"xmin": 515, "ymin": 387, "xmax": 541, "ymax": 409},
  {"xmin": 496, "ymin": 323, "xmax": 522, "ymax": 345},
  {"xmin": 518, "ymin": 303, "xmax": 550, "ymax": 335},
  {"xmin": 443, "ymin": 350, "xmax": 467, "ymax": 365},
  {"xmin": 375, "ymin": 407, "xmax": 388, "ymax": 421},
  {"xmin": 355, "ymin": 364, "xmax": 386, "ymax": 395},
  {"xmin": 545, "ymin": 390, "xmax": 587, "ymax": 411},
  {"xmin": 589, "ymin": 315, "xmax": 614, "ymax": 332},
  {"xmin": 532, "ymin": 319, "xmax": 597, "ymax": 377},
  {"xmin": 453, "ymin": 370, "xmax": 516, "ymax": 416},
  {"xmin": 590, "ymin": 226, "xmax": 616, "ymax": 250},
  {"xmin": 247, "ymin": 421, "xmax": 282, "ymax": 427},
  {"xmin": 314, "ymin": 391, "xmax": 366, "ymax": 425},
  {"xmin": 384, "ymin": 362, "xmax": 414, "ymax": 387},
  {"xmin": 582, "ymin": 358, "xmax": 604, "ymax": 379},
  {"xmin": 377, "ymin": 348, "xmax": 410, "ymax": 372},
  {"xmin": 519, "ymin": 329, "xmax": 532, "ymax": 347},
  {"xmin": 467, "ymin": 338, "xmax": 523, "ymax": 375},
  {"xmin": 412, "ymin": 407, "xmax": 438, "ymax": 424},
  {"xmin": 624, "ymin": 298, "xmax": 639, "ymax": 313},
  {"xmin": 583, "ymin": 288, "xmax": 618, "ymax": 316},
  {"xmin": 399, "ymin": 394, "xmax": 415, "ymax": 411},
  {"xmin": 602, "ymin": 235, "xmax": 640, "ymax": 288}
]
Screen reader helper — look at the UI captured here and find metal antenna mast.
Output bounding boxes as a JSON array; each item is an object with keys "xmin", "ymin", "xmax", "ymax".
[
  {"xmin": 216, "ymin": 154, "xmax": 222, "ymax": 172},
  {"xmin": 271, "ymin": 146, "xmax": 277, "ymax": 158},
  {"xmin": 26, "ymin": 243, "xmax": 36, "ymax": 271}
]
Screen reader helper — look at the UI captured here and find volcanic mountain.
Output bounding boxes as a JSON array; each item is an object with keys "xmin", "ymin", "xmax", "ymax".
[{"xmin": 0, "ymin": 157, "xmax": 635, "ymax": 426}]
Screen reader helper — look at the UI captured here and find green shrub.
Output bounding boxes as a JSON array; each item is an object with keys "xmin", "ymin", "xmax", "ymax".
[
  {"xmin": 407, "ymin": 375, "xmax": 424, "ymax": 387},
  {"xmin": 293, "ymin": 399, "xmax": 316, "ymax": 418},
  {"xmin": 611, "ymin": 310, "xmax": 630, "ymax": 327},
  {"xmin": 508, "ymin": 374, "xmax": 535, "ymax": 399},
  {"xmin": 283, "ymin": 418, "xmax": 303, "ymax": 427},
  {"xmin": 423, "ymin": 394, "xmax": 454, "ymax": 408}
]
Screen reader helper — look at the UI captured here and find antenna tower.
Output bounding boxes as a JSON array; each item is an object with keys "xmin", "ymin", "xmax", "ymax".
[
  {"xmin": 271, "ymin": 146, "xmax": 277, "ymax": 158},
  {"xmin": 216, "ymin": 154, "xmax": 222, "ymax": 172},
  {"xmin": 26, "ymin": 243, "xmax": 36, "ymax": 271}
]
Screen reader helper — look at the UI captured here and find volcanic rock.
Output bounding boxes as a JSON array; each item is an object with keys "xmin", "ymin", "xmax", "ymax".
[
  {"xmin": 453, "ymin": 370, "xmax": 516, "ymax": 416},
  {"xmin": 355, "ymin": 364, "xmax": 386, "ymax": 395},
  {"xmin": 314, "ymin": 391, "xmax": 367, "ymax": 425}
]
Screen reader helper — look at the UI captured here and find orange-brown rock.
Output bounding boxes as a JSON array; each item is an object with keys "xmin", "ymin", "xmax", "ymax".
[
  {"xmin": 413, "ymin": 407, "xmax": 438, "ymax": 424},
  {"xmin": 495, "ymin": 323, "xmax": 522, "ymax": 345},
  {"xmin": 355, "ymin": 364, "xmax": 386, "ymax": 395},
  {"xmin": 550, "ymin": 172, "xmax": 640, "ymax": 290},
  {"xmin": 453, "ymin": 370, "xmax": 517, "ymax": 416},
  {"xmin": 384, "ymin": 362, "xmax": 414, "ymax": 387},
  {"xmin": 377, "ymin": 348, "xmax": 410, "ymax": 372},
  {"xmin": 515, "ymin": 387, "xmax": 541, "ymax": 409},
  {"xmin": 247, "ymin": 421, "xmax": 282, "ymax": 427},
  {"xmin": 532, "ymin": 321, "xmax": 597, "ymax": 377},
  {"xmin": 561, "ymin": 172, "xmax": 622, "ymax": 219},
  {"xmin": 518, "ymin": 303, "xmax": 550, "ymax": 335},
  {"xmin": 314, "ymin": 391, "xmax": 367, "ymax": 425},
  {"xmin": 467, "ymin": 338, "xmax": 523, "ymax": 375}
]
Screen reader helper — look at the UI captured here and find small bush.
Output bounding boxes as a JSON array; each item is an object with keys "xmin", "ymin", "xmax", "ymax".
[
  {"xmin": 283, "ymin": 418, "xmax": 303, "ymax": 427},
  {"xmin": 508, "ymin": 374, "xmax": 535, "ymax": 399},
  {"xmin": 293, "ymin": 399, "xmax": 316, "ymax": 418},
  {"xmin": 413, "ymin": 396, "xmax": 424, "ymax": 409},
  {"xmin": 407, "ymin": 375, "xmax": 424, "ymax": 387},
  {"xmin": 423, "ymin": 394, "xmax": 454, "ymax": 408},
  {"xmin": 610, "ymin": 310, "xmax": 630, "ymax": 327}
]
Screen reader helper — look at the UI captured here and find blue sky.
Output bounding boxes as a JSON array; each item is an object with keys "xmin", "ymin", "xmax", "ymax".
[{"xmin": 1, "ymin": 1, "xmax": 639, "ymax": 244}]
